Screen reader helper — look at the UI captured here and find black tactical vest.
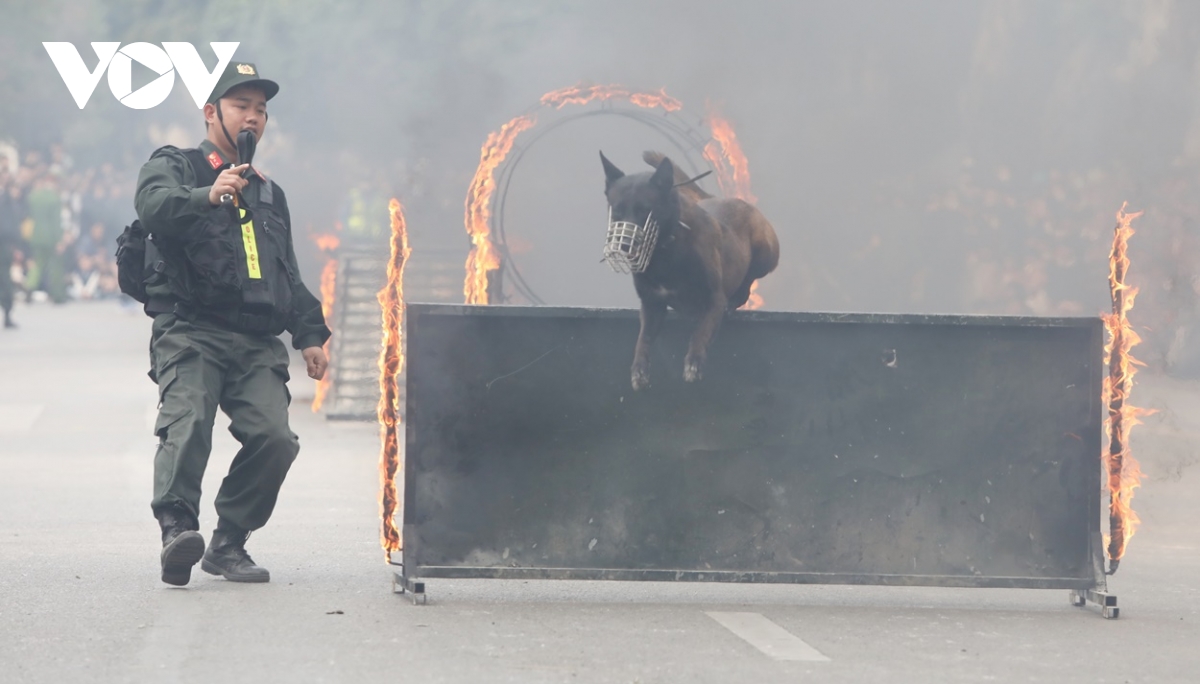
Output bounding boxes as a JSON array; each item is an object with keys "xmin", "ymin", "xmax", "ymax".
[{"xmin": 152, "ymin": 147, "xmax": 297, "ymax": 336}]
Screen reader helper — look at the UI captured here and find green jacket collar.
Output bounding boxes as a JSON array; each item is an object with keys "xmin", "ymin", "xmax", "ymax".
[
  {"xmin": 198, "ymin": 139, "xmax": 231, "ymax": 171},
  {"xmin": 197, "ymin": 139, "xmax": 268, "ymax": 182}
]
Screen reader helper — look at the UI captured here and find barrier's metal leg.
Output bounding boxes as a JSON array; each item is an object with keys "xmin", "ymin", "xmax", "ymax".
[
  {"xmin": 392, "ymin": 570, "xmax": 427, "ymax": 605},
  {"xmin": 1088, "ymin": 589, "xmax": 1119, "ymax": 619},
  {"xmin": 1069, "ymin": 589, "xmax": 1118, "ymax": 618}
]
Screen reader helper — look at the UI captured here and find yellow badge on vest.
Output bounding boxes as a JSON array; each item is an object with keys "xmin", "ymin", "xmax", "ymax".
[{"xmin": 238, "ymin": 206, "xmax": 262, "ymax": 279}]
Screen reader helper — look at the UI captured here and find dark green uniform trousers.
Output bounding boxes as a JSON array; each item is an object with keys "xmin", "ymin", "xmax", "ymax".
[{"xmin": 149, "ymin": 313, "xmax": 298, "ymax": 531}]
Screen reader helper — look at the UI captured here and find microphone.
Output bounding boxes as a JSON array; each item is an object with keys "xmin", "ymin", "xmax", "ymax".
[
  {"xmin": 236, "ymin": 130, "xmax": 257, "ymax": 178},
  {"xmin": 221, "ymin": 130, "xmax": 258, "ymax": 218}
]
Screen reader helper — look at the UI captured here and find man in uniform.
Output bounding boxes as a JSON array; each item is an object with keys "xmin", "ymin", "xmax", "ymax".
[
  {"xmin": 25, "ymin": 172, "xmax": 67, "ymax": 304},
  {"xmin": 134, "ymin": 61, "xmax": 330, "ymax": 586}
]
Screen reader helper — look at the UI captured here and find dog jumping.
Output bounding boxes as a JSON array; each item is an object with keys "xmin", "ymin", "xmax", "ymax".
[{"xmin": 600, "ymin": 150, "xmax": 780, "ymax": 391}]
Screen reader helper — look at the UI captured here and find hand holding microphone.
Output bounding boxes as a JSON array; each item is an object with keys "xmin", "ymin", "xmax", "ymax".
[
  {"xmin": 209, "ymin": 130, "xmax": 259, "ymax": 207},
  {"xmin": 209, "ymin": 164, "xmax": 250, "ymax": 206}
]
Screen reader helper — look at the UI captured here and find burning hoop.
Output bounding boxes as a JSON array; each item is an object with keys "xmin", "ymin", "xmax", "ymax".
[{"xmin": 464, "ymin": 84, "xmax": 760, "ymax": 307}]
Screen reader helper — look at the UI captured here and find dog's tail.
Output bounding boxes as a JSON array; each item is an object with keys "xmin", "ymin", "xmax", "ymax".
[{"xmin": 643, "ymin": 151, "xmax": 713, "ymax": 201}]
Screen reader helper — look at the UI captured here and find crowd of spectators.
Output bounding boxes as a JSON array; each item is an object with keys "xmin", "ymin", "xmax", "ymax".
[{"xmin": 0, "ymin": 143, "xmax": 133, "ymax": 328}]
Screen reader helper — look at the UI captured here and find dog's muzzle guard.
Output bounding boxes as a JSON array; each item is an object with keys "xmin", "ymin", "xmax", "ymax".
[{"xmin": 603, "ymin": 208, "xmax": 659, "ymax": 274}]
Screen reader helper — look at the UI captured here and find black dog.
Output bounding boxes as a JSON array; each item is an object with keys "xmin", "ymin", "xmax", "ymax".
[{"xmin": 601, "ymin": 151, "xmax": 779, "ymax": 390}]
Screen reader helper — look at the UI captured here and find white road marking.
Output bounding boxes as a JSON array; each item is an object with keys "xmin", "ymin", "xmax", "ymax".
[
  {"xmin": 0, "ymin": 403, "xmax": 45, "ymax": 434},
  {"xmin": 706, "ymin": 611, "xmax": 830, "ymax": 662}
]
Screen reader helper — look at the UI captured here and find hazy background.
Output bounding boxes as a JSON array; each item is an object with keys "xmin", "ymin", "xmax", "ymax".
[{"xmin": 5, "ymin": 0, "xmax": 1200, "ymax": 371}]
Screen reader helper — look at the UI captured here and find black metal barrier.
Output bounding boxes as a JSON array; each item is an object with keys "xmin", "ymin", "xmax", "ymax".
[{"xmin": 396, "ymin": 304, "xmax": 1115, "ymax": 615}]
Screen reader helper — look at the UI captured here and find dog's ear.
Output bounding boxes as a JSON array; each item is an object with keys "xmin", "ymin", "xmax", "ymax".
[
  {"xmin": 600, "ymin": 151, "xmax": 624, "ymax": 191},
  {"xmin": 651, "ymin": 156, "xmax": 675, "ymax": 193}
]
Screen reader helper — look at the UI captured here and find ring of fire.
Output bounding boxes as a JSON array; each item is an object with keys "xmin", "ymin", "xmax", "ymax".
[
  {"xmin": 464, "ymin": 83, "xmax": 763, "ymax": 309},
  {"xmin": 491, "ymin": 109, "xmax": 710, "ymax": 305}
]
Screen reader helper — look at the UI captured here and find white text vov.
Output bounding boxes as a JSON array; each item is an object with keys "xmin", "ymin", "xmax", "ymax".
[{"xmin": 43, "ymin": 42, "xmax": 240, "ymax": 110}]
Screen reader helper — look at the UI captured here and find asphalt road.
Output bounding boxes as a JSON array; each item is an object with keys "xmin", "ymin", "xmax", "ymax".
[{"xmin": 2, "ymin": 299, "xmax": 1198, "ymax": 683}]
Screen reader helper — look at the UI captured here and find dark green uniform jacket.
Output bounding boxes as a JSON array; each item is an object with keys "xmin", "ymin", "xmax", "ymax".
[{"xmin": 135, "ymin": 139, "xmax": 329, "ymax": 351}]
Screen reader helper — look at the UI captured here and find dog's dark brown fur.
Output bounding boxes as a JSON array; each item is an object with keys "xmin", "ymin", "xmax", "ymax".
[{"xmin": 601, "ymin": 150, "xmax": 780, "ymax": 390}]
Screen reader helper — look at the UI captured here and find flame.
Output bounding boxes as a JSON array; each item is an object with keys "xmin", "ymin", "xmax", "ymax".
[
  {"xmin": 1102, "ymin": 202, "xmax": 1153, "ymax": 569},
  {"xmin": 703, "ymin": 103, "xmax": 757, "ymax": 205},
  {"xmin": 708, "ymin": 103, "xmax": 764, "ymax": 310},
  {"xmin": 310, "ymin": 256, "xmax": 338, "ymax": 412},
  {"xmin": 313, "ymin": 233, "xmax": 340, "ymax": 252},
  {"xmin": 465, "ymin": 84, "xmax": 702, "ymax": 304},
  {"xmin": 310, "ymin": 227, "xmax": 341, "ymax": 413},
  {"xmin": 740, "ymin": 280, "xmax": 764, "ymax": 310},
  {"xmin": 378, "ymin": 198, "xmax": 411, "ymax": 557},
  {"xmin": 464, "ymin": 115, "xmax": 536, "ymax": 304},
  {"xmin": 540, "ymin": 83, "xmax": 683, "ymax": 112},
  {"xmin": 466, "ymin": 86, "xmax": 764, "ymax": 307}
]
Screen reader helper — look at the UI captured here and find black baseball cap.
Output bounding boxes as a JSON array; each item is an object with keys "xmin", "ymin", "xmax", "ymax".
[{"xmin": 206, "ymin": 61, "xmax": 279, "ymax": 105}]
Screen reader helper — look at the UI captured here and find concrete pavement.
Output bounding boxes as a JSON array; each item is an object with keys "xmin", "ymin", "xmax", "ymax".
[{"xmin": 1, "ymin": 298, "xmax": 1198, "ymax": 683}]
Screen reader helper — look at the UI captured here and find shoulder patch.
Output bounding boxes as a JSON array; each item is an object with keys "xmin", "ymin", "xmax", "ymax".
[{"xmin": 206, "ymin": 151, "xmax": 223, "ymax": 169}]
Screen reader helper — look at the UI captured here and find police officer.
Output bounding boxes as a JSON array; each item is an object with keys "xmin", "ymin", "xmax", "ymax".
[{"xmin": 134, "ymin": 62, "xmax": 330, "ymax": 586}]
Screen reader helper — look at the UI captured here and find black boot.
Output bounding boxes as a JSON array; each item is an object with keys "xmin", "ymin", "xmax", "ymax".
[
  {"xmin": 201, "ymin": 524, "xmax": 270, "ymax": 583},
  {"xmin": 3, "ymin": 309, "xmax": 14, "ymax": 329},
  {"xmin": 156, "ymin": 506, "xmax": 204, "ymax": 586}
]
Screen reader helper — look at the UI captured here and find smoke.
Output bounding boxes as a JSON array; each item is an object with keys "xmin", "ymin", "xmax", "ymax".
[
  {"xmin": 13, "ymin": 0, "xmax": 1200, "ymax": 369},
  {"xmin": 457, "ymin": 0, "xmax": 1200, "ymax": 373}
]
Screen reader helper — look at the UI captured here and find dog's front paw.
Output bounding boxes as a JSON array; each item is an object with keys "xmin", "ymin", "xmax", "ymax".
[
  {"xmin": 683, "ymin": 357, "xmax": 703, "ymax": 383},
  {"xmin": 631, "ymin": 363, "xmax": 651, "ymax": 391}
]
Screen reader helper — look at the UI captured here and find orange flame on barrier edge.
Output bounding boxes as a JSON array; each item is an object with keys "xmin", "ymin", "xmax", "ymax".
[
  {"xmin": 1102, "ymin": 202, "xmax": 1153, "ymax": 571},
  {"xmin": 378, "ymin": 198, "xmax": 410, "ymax": 557}
]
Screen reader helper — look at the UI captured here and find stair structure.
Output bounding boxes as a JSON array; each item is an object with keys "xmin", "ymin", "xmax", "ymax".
[
  {"xmin": 322, "ymin": 247, "xmax": 464, "ymax": 420},
  {"xmin": 404, "ymin": 248, "xmax": 464, "ymax": 304}
]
